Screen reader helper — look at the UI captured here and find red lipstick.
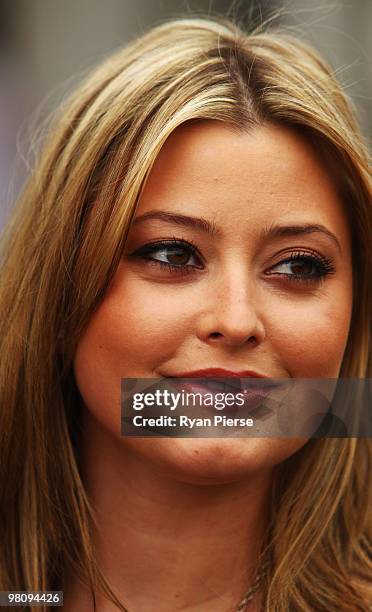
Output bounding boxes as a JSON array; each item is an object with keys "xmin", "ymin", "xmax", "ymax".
[
  {"xmin": 164, "ymin": 368, "xmax": 279, "ymax": 415},
  {"xmin": 170, "ymin": 367, "xmax": 269, "ymax": 378}
]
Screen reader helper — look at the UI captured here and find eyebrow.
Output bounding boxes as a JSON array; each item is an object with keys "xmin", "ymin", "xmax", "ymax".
[
  {"xmin": 133, "ymin": 210, "xmax": 219, "ymax": 236},
  {"xmin": 132, "ymin": 210, "xmax": 342, "ymax": 253}
]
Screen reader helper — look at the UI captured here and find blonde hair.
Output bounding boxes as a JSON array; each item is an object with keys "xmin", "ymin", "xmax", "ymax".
[{"xmin": 0, "ymin": 16, "xmax": 371, "ymax": 611}]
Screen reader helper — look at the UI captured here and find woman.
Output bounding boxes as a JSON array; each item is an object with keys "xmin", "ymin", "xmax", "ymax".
[{"xmin": 0, "ymin": 16, "xmax": 371, "ymax": 612}]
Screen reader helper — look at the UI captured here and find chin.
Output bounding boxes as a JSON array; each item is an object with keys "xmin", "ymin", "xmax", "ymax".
[{"xmin": 148, "ymin": 437, "xmax": 280, "ymax": 485}]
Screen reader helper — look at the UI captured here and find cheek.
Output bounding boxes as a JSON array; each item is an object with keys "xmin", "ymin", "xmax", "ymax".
[
  {"xmin": 73, "ymin": 269, "xmax": 195, "ymax": 434},
  {"xmin": 106, "ymin": 274, "xmax": 197, "ymax": 369},
  {"xmin": 266, "ymin": 287, "xmax": 352, "ymax": 377},
  {"xmin": 77, "ymin": 272, "xmax": 192, "ymax": 372}
]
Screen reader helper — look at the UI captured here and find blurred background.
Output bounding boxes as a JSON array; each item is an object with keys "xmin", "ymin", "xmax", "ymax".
[{"xmin": 0, "ymin": 0, "xmax": 371, "ymax": 228}]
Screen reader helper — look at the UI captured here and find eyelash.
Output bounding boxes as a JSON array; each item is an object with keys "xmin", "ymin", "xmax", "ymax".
[{"xmin": 130, "ymin": 238, "xmax": 336, "ymax": 284}]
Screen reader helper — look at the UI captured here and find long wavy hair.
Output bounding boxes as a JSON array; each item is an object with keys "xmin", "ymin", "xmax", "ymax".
[{"xmin": 0, "ymin": 16, "xmax": 371, "ymax": 612}]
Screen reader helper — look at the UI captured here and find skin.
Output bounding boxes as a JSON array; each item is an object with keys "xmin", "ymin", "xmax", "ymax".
[{"xmin": 67, "ymin": 122, "xmax": 353, "ymax": 611}]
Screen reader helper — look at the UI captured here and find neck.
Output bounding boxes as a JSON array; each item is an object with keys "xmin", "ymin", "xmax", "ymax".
[{"xmin": 64, "ymin": 411, "xmax": 273, "ymax": 612}]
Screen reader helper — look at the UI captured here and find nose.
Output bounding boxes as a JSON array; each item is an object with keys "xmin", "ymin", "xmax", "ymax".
[{"xmin": 195, "ymin": 270, "xmax": 266, "ymax": 348}]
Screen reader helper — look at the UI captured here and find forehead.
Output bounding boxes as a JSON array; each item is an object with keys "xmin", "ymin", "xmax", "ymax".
[{"xmin": 136, "ymin": 121, "xmax": 351, "ymax": 247}]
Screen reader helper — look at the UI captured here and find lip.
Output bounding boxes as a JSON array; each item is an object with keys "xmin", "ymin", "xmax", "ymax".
[
  {"xmin": 164, "ymin": 368, "xmax": 280, "ymax": 392},
  {"xmin": 163, "ymin": 368, "xmax": 281, "ymax": 415},
  {"xmin": 169, "ymin": 368, "xmax": 270, "ymax": 378},
  {"xmin": 168, "ymin": 379, "xmax": 272, "ymax": 415}
]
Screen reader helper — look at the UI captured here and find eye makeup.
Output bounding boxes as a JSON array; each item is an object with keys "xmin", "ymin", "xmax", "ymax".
[{"xmin": 128, "ymin": 237, "xmax": 336, "ymax": 285}]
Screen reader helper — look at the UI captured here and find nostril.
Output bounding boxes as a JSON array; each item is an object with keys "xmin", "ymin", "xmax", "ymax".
[{"xmin": 210, "ymin": 332, "xmax": 222, "ymax": 339}]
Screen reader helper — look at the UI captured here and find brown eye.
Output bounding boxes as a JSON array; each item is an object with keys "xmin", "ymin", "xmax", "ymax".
[
  {"xmin": 267, "ymin": 252, "xmax": 335, "ymax": 284},
  {"xmin": 131, "ymin": 239, "xmax": 204, "ymax": 271},
  {"xmin": 289, "ymin": 259, "xmax": 315, "ymax": 275},
  {"xmin": 166, "ymin": 247, "xmax": 192, "ymax": 265}
]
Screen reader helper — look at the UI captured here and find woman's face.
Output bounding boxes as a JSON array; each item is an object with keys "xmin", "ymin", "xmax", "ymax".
[{"xmin": 74, "ymin": 121, "xmax": 353, "ymax": 484}]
